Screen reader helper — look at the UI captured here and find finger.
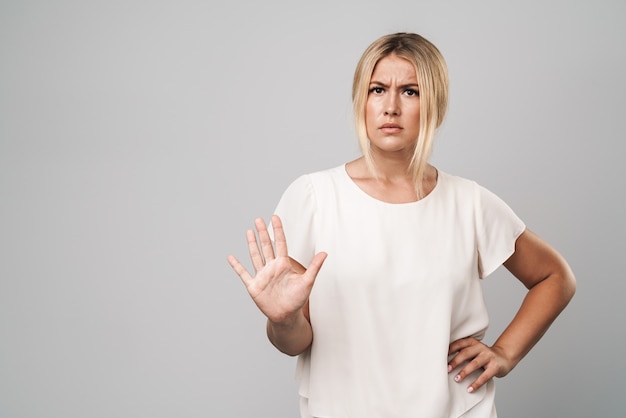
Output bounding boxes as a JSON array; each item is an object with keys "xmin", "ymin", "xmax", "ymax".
[
  {"xmin": 227, "ymin": 254, "xmax": 253, "ymax": 285},
  {"xmin": 255, "ymin": 218, "xmax": 276, "ymax": 263},
  {"xmin": 271, "ymin": 215, "xmax": 289, "ymax": 258},
  {"xmin": 466, "ymin": 368, "xmax": 495, "ymax": 394},
  {"xmin": 454, "ymin": 351, "xmax": 487, "ymax": 383},
  {"xmin": 448, "ymin": 341, "xmax": 482, "ymax": 373},
  {"xmin": 246, "ymin": 229, "xmax": 265, "ymax": 273},
  {"xmin": 448, "ymin": 337, "xmax": 477, "ymax": 355},
  {"xmin": 301, "ymin": 252, "xmax": 328, "ymax": 285}
]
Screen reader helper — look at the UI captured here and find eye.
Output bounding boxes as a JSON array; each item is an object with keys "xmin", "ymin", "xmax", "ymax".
[
  {"xmin": 404, "ymin": 88, "xmax": 419, "ymax": 97},
  {"xmin": 369, "ymin": 87, "xmax": 384, "ymax": 94}
]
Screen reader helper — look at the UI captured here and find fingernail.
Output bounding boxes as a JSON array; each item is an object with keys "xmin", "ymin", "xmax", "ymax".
[
  {"xmin": 447, "ymin": 365, "xmax": 452, "ymax": 373},
  {"xmin": 454, "ymin": 375, "xmax": 460, "ymax": 382},
  {"xmin": 467, "ymin": 386, "xmax": 474, "ymax": 393}
]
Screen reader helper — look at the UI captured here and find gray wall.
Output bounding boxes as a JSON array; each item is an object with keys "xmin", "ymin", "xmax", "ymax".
[{"xmin": 1, "ymin": 1, "xmax": 624, "ymax": 417}]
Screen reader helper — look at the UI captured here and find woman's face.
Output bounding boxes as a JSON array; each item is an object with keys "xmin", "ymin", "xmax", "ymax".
[{"xmin": 365, "ymin": 54, "xmax": 421, "ymax": 158}]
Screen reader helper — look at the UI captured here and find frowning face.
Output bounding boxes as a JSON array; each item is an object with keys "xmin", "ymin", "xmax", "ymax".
[{"xmin": 365, "ymin": 54, "xmax": 421, "ymax": 159}]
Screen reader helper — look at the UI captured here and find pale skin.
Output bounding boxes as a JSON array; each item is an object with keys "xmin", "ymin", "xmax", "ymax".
[
  {"xmin": 227, "ymin": 216, "xmax": 325, "ymax": 356},
  {"xmin": 228, "ymin": 53, "xmax": 576, "ymax": 393}
]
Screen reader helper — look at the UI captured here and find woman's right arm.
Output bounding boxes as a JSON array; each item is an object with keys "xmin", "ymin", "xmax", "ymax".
[
  {"xmin": 227, "ymin": 215, "xmax": 327, "ymax": 356},
  {"xmin": 266, "ymin": 300, "xmax": 313, "ymax": 356}
]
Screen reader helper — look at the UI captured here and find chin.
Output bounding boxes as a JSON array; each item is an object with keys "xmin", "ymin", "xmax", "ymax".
[{"xmin": 371, "ymin": 140, "xmax": 415, "ymax": 154}]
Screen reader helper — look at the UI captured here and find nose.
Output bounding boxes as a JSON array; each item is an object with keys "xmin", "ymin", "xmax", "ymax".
[{"xmin": 384, "ymin": 92, "xmax": 400, "ymax": 116}]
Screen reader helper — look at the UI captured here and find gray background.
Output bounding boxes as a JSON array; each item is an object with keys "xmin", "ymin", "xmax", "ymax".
[{"xmin": 1, "ymin": 0, "xmax": 624, "ymax": 417}]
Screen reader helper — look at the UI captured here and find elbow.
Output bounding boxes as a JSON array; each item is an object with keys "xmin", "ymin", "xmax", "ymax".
[
  {"xmin": 531, "ymin": 261, "xmax": 576, "ymax": 309},
  {"xmin": 557, "ymin": 262, "xmax": 577, "ymax": 307},
  {"xmin": 564, "ymin": 269, "xmax": 577, "ymax": 302}
]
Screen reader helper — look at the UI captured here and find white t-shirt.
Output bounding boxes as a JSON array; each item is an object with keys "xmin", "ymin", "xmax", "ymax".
[{"xmin": 273, "ymin": 164, "xmax": 526, "ymax": 418}]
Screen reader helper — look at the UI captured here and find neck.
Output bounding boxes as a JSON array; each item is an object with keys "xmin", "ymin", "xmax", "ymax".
[
  {"xmin": 345, "ymin": 157, "xmax": 437, "ymax": 204},
  {"xmin": 366, "ymin": 153, "xmax": 437, "ymax": 192},
  {"xmin": 368, "ymin": 150, "xmax": 415, "ymax": 181}
]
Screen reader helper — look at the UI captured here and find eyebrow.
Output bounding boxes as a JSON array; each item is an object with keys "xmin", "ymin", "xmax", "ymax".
[{"xmin": 369, "ymin": 81, "xmax": 420, "ymax": 89}]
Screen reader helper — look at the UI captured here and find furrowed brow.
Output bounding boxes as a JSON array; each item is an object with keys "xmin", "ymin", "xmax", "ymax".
[
  {"xmin": 369, "ymin": 80, "xmax": 389, "ymax": 87},
  {"xmin": 369, "ymin": 81, "xmax": 419, "ymax": 89}
]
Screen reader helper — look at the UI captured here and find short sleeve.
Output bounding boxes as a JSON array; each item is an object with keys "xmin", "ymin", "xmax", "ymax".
[
  {"xmin": 475, "ymin": 184, "xmax": 526, "ymax": 278},
  {"xmin": 271, "ymin": 175, "xmax": 318, "ymax": 267}
]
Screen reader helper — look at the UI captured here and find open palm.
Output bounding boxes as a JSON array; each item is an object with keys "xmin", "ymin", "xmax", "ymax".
[{"xmin": 228, "ymin": 215, "xmax": 327, "ymax": 324}]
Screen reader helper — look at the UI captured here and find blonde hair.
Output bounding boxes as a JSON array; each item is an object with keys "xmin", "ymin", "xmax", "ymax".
[{"xmin": 352, "ymin": 33, "xmax": 449, "ymax": 198}]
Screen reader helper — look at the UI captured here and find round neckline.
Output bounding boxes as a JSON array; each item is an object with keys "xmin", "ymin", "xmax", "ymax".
[{"xmin": 339, "ymin": 163, "xmax": 441, "ymax": 206}]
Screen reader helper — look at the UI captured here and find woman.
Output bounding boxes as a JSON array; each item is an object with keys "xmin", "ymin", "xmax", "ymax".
[{"xmin": 228, "ymin": 33, "xmax": 575, "ymax": 417}]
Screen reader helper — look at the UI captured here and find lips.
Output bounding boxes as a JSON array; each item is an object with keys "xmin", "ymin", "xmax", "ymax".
[{"xmin": 380, "ymin": 123, "xmax": 402, "ymax": 133}]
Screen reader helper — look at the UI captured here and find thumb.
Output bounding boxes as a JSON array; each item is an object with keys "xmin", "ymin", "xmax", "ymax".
[{"xmin": 303, "ymin": 252, "xmax": 328, "ymax": 283}]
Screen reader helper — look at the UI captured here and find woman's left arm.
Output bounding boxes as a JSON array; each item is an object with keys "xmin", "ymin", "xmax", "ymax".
[{"xmin": 448, "ymin": 228, "xmax": 576, "ymax": 393}]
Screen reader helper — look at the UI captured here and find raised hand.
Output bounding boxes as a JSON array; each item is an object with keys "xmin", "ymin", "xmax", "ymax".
[{"xmin": 227, "ymin": 215, "xmax": 327, "ymax": 326}]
